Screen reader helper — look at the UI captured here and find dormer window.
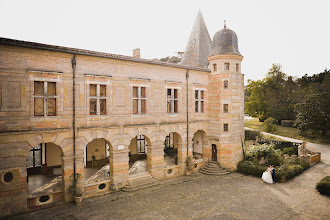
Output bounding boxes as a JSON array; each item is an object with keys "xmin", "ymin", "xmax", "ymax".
[
  {"xmin": 224, "ymin": 62, "xmax": 230, "ymax": 70},
  {"xmin": 213, "ymin": 63, "xmax": 217, "ymax": 72},
  {"xmin": 236, "ymin": 63, "xmax": 239, "ymax": 72}
]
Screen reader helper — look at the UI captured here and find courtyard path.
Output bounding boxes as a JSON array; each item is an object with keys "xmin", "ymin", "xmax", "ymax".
[{"xmin": 6, "ymin": 131, "xmax": 330, "ymax": 220}]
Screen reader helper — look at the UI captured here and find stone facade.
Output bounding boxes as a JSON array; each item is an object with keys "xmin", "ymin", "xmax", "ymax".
[{"xmin": 0, "ymin": 12, "xmax": 245, "ymax": 217}]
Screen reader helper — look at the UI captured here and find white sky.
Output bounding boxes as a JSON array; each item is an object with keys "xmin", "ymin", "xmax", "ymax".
[{"xmin": 0, "ymin": 0, "xmax": 329, "ymax": 84}]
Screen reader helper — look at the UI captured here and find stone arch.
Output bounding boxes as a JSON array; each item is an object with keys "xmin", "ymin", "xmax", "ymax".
[
  {"xmin": 164, "ymin": 131, "xmax": 182, "ymax": 166},
  {"xmin": 192, "ymin": 130, "xmax": 209, "ymax": 160}
]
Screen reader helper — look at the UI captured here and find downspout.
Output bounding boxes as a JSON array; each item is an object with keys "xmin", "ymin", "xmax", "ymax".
[
  {"xmin": 186, "ymin": 70, "xmax": 189, "ymax": 155},
  {"xmin": 71, "ymin": 54, "xmax": 77, "ymax": 187}
]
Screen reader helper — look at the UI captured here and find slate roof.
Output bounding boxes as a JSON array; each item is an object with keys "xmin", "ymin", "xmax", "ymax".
[
  {"xmin": 0, "ymin": 37, "xmax": 209, "ymax": 72},
  {"xmin": 180, "ymin": 10, "xmax": 212, "ymax": 67},
  {"xmin": 211, "ymin": 27, "xmax": 242, "ymax": 56}
]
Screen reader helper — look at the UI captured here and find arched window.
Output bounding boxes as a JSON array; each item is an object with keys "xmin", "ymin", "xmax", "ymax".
[
  {"xmin": 236, "ymin": 63, "xmax": 239, "ymax": 72},
  {"xmin": 213, "ymin": 63, "xmax": 217, "ymax": 72},
  {"xmin": 224, "ymin": 62, "xmax": 230, "ymax": 70}
]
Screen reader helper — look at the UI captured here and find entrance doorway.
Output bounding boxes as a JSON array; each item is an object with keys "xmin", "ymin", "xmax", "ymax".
[{"xmin": 212, "ymin": 144, "xmax": 217, "ymax": 162}]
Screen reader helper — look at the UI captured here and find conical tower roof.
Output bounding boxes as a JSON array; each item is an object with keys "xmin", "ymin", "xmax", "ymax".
[{"xmin": 181, "ymin": 10, "xmax": 212, "ymax": 67}]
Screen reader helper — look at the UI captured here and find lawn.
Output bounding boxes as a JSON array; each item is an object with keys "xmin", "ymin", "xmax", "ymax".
[{"xmin": 244, "ymin": 118, "xmax": 328, "ymax": 143}]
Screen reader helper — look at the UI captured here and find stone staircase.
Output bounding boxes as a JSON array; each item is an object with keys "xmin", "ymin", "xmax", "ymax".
[
  {"xmin": 123, "ymin": 171, "xmax": 160, "ymax": 192},
  {"xmin": 200, "ymin": 161, "xmax": 230, "ymax": 175}
]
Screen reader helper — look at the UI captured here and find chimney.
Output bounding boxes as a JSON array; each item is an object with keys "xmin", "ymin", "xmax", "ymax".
[{"xmin": 133, "ymin": 48, "xmax": 140, "ymax": 58}]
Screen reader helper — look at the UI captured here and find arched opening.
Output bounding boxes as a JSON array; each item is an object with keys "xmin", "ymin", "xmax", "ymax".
[
  {"xmin": 164, "ymin": 132, "xmax": 181, "ymax": 167},
  {"xmin": 128, "ymin": 134, "xmax": 150, "ymax": 175},
  {"xmin": 84, "ymin": 138, "xmax": 111, "ymax": 185},
  {"xmin": 192, "ymin": 130, "xmax": 206, "ymax": 160},
  {"xmin": 26, "ymin": 143, "xmax": 63, "ymax": 196},
  {"xmin": 224, "ymin": 62, "xmax": 230, "ymax": 70}
]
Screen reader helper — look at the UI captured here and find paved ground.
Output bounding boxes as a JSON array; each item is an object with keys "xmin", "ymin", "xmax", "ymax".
[{"xmin": 7, "ymin": 134, "xmax": 330, "ymax": 220}]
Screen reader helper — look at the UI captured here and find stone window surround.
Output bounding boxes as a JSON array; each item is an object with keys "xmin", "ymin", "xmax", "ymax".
[
  {"xmin": 223, "ymin": 103, "xmax": 229, "ymax": 113},
  {"xmin": 166, "ymin": 88, "xmax": 178, "ymax": 114},
  {"xmin": 194, "ymin": 88, "xmax": 206, "ymax": 113},
  {"xmin": 132, "ymin": 85, "xmax": 148, "ymax": 115},
  {"xmin": 89, "ymin": 84, "xmax": 108, "ymax": 115},
  {"xmin": 223, "ymin": 123, "xmax": 229, "ymax": 132},
  {"xmin": 33, "ymin": 80, "xmax": 58, "ymax": 117},
  {"xmin": 223, "ymin": 79, "xmax": 229, "ymax": 89}
]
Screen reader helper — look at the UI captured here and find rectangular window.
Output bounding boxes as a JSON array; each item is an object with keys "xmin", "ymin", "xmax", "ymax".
[
  {"xmin": 224, "ymin": 123, "xmax": 229, "ymax": 132},
  {"xmin": 223, "ymin": 104, "xmax": 229, "ymax": 113},
  {"xmin": 195, "ymin": 90, "xmax": 205, "ymax": 113},
  {"xmin": 167, "ymin": 88, "xmax": 178, "ymax": 114},
  {"xmin": 89, "ymin": 84, "xmax": 107, "ymax": 115},
  {"xmin": 34, "ymin": 81, "xmax": 57, "ymax": 116},
  {"xmin": 224, "ymin": 80, "xmax": 228, "ymax": 89},
  {"xmin": 132, "ymin": 86, "xmax": 147, "ymax": 114}
]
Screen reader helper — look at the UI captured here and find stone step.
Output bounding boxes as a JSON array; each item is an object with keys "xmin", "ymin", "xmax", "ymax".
[
  {"xmin": 200, "ymin": 170, "xmax": 229, "ymax": 175},
  {"xmin": 199, "ymin": 161, "xmax": 229, "ymax": 176},
  {"xmin": 200, "ymin": 168, "xmax": 228, "ymax": 174},
  {"xmin": 123, "ymin": 172, "xmax": 160, "ymax": 192},
  {"xmin": 122, "ymin": 181, "xmax": 160, "ymax": 192}
]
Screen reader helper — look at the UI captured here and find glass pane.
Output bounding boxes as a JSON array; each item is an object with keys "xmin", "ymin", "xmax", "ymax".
[
  {"xmin": 201, "ymin": 101, "xmax": 204, "ymax": 113},
  {"xmin": 34, "ymin": 81, "xmax": 44, "ymax": 96},
  {"xmin": 90, "ymin": 99, "xmax": 97, "ymax": 115},
  {"xmin": 26, "ymin": 151, "xmax": 34, "ymax": 168},
  {"xmin": 174, "ymin": 89, "xmax": 178, "ymax": 99},
  {"xmin": 195, "ymin": 90, "xmax": 199, "ymax": 99},
  {"xmin": 174, "ymin": 100, "xmax": 178, "ymax": 113},
  {"xmin": 100, "ymin": 85, "xmax": 106, "ymax": 97},
  {"xmin": 195, "ymin": 101, "xmax": 199, "ymax": 112},
  {"xmin": 100, "ymin": 99, "xmax": 106, "ymax": 115},
  {"xmin": 167, "ymin": 100, "xmax": 172, "ymax": 113},
  {"xmin": 90, "ymin": 84, "xmax": 97, "ymax": 96},
  {"xmin": 34, "ymin": 98, "xmax": 44, "ymax": 116},
  {"xmin": 133, "ymin": 99, "xmax": 138, "ymax": 114},
  {"xmin": 34, "ymin": 150, "xmax": 42, "ymax": 167},
  {"xmin": 167, "ymin": 89, "xmax": 171, "ymax": 99},
  {"xmin": 141, "ymin": 87, "xmax": 146, "ymax": 98},
  {"xmin": 35, "ymin": 144, "xmax": 42, "ymax": 150},
  {"xmin": 47, "ymin": 98, "xmax": 56, "ymax": 116},
  {"xmin": 141, "ymin": 99, "xmax": 146, "ymax": 113},
  {"xmin": 47, "ymin": 82, "xmax": 56, "ymax": 96},
  {"xmin": 201, "ymin": 90, "xmax": 204, "ymax": 99},
  {"xmin": 133, "ymin": 87, "xmax": 138, "ymax": 98}
]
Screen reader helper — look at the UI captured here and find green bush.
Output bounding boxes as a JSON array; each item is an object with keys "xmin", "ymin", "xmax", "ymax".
[
  {"xmin": 276, "ymin": 159, "xmax": 310, "ymax": 182},
  {"xmin": 263, "ymin": 117, "xmax": 277, "ymax": 132},
  {"xmin": 245, "ymin": 144, "xmax": 283, "ymax": 166},
  {"xmin": 316, "ymin": 176, "xmax": 330, "ymax": 196},
  {"xmin": 283, "ymin": 147, "xmax": 295, "ymax": 156},
  {"xmin": 237, "ymin": 160, "xmax": 267, "ymax": 177},
  {"xmin": 245, "ymin": 130, "xmax": 261, "ymax": 140}
]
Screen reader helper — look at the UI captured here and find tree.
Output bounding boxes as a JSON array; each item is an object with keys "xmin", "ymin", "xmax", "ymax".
[
  {"xmin": 159, "ymin": 52, "xmax": 183, "ymax": 64},
  {"xmin": 294, "ymin": 92, "xmax": 330, "ymax": 137},
  {"xmin": 245, "ymin": 79, "xmax": 267, "ymax": 118}
]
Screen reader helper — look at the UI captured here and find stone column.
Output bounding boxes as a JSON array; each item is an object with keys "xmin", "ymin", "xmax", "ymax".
[
  {"xmin": 110, "ymin": 147, "xmax": 129, "ymax": 188},
  {"xmin": 148, "ymin": 140, "xmax": 164, "ymax": 179},
  {"xmin": 202, "ymin": 138, "xmax": 210, "ymax": 161}
]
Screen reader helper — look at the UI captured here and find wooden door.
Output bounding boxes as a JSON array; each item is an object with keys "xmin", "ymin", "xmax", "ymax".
[{"xmin": 212, "ymin": 144, "xmax": 217, "ymax": 162}]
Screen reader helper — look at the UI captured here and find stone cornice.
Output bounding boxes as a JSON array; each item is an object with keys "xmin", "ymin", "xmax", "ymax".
[{"xmin": 207, "ymin": 54, "xmax": 243, "ymax": 61}]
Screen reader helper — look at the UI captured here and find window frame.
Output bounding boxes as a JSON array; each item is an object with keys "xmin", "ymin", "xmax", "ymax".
[
  {"xmin": 236, "ymin": 63, "xmax": 239, "ymax": 72},
  {"xmin": 212, "ymin": 63, "xmax": 217, "ymax": 72},
  {"xmin": 223, "ymin": 104, "xmax": 229, "ymax": 113},
  {"xmin": 195, "ymin": 89, "xmax": 205, "ymax": 113},
  {"xmin": 89, "ymin": 84, "xmax": 107, "ymax": 116},
  {"xmin": 224, "ymin": 123, "xmax": 229, "ymax": 132},
  {"xmin": 224, "ymin": 62, "xmax": 230, "ymax": 71},
  {"xmin": 26, "ymin": 144, "xmax": 42, "ymax": 168},
  {"xmin": 33, "ymin": 81, "xmax": 57, "ymax": 117},
  {"xmin": 132, "ymin": 86, "xmax": 147, "ymax": 114},
  {"xmin": 167, "ymin": 88, "xmax": 178, "ymax": 114},
  {"xmin": 223, "ymin": 80, "xmax": 229, "ymax": 89}
]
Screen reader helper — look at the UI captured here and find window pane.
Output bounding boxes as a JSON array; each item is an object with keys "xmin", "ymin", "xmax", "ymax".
[
  {"xmin": 90, "ymin": 99, "xmax": 97, "ymax": 115},
  {"xmin": 47, "ymin": 98, "xmax": 56, "ymax": 116},
  {"xmin": 34, "ymin": 150, "xmax": 42, "ymax": 167},
  {"xmin": 141, "ymin": 87, "xmax": 146, "ymax": 98},
  {"xmin": 100, "ymin": 99, "xmax": 106, "ymax": 115},
  {"xmin": 34, "ymin": 81, "xmax": 44, "ymax": 96},
  {"xmin": 195, "ymin": 101, "xmax": 199, "ymax": 112},
  {"xmin": 133, "ymin": 99, "xmax": 138, "ymax": 114},
  {"xmin": 174, "ymin": 89, "xmax": 178, "ymax": 99},
  {"xmin": 47, "ymin": 82, "xmax": 56, "ymax": 96},
  {"xmin": 90, "ymin": 84, "xmax": 97, "ymax": 96},
  {"xmin": 195, "ymin": 90, "xmax": 199, "ymax": 99},
  {"xmin": 174, "ymin": 100, "xmax": 178, "ymax": 113},
  {"xmin": 100, "ymin": 85, "xmax": 106, "ymax": 97},
  {"xmin": 133, "ymin": 87, "xmax": 138, "ymax": 98},
  {"xmin": 26, "ymin": 151, "xmax": 34, "ymax": 168},
  {"xmin": 141, "ymin": 99, "xmax": 146, "ymax": 113},
  {"xmin": 34, "ymin": 98, "xmax": 44, "ymax": 116},
  {"xmin": 201, "ymin": 101, "xmax": 204, "ymax": 113},
  {"xmin": 167, "ymin": 89, "xmax": 171, "ymax": 99},
  {"xmin": 167, "ymin": 100, "xmax": 172, "ymax": 113},
  {"xmin": 201, "ymin": 90, "xmax": 204, "ymax": 99}
]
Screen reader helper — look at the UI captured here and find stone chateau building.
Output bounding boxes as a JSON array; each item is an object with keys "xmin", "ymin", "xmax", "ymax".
[{"xmin": 0, "ymin": 11, "xmax": 244, "ymax": 217}]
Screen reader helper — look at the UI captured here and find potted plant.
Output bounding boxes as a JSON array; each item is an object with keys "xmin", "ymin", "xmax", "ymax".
[
  {"xmin": 185, "ymin": 156, "xmax": 193, "ymax": 176},
  {"xmin": 69, "ymin": 173, "xmax": 83, "ymax": 205}
]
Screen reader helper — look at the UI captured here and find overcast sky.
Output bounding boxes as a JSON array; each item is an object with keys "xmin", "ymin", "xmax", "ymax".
[{"xmin": 1, "ymin": 0, "xmax": 329, "ymax": 83}]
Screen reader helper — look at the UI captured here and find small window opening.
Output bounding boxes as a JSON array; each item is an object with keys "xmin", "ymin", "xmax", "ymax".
[
  {"xmin": 223, "ymin": 104, "xmax": 229, "ymax": 113},
  {"xmin": 224, "ymin": 124, "xmax": 229, "ymax": 132},
  {"xmin": 213, "ymin": 63, "xmax": 217, "ymax": 72},
  {"xmin": 224, "ymin": 80, "xmax": 228, "ymax": 89},
  {"xmin": 236, "ymin": 63, "xmax": 239, "ymax": 72},
  {"xmin": 224, "ymin": 62, "xmax": 230, "ymax": 71}
]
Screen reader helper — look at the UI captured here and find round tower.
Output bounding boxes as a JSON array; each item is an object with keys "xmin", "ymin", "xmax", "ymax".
[{"xmin": 207, "ymin": 23, "xmax": 244, "ymax": 170}]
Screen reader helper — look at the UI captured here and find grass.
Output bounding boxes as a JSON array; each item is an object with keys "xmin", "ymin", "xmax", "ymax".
[{"xmin": 244, "ymin": 118, "xmax": 329, "ymax": 144}]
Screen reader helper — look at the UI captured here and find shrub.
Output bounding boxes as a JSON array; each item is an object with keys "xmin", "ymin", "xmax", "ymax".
[
  {"xmin": 245, "ymin": 144, "xmax": 283, "ymax": 166},
  {"xmin": 245, "ymin": 130, "xmax": 261, "ymax": 140},
  {"xmin": 316, "ymin": 176, "xmax": 330, "ymax": 196},
  {"xmin": 237, "ymin": 160, "xmax": 267, "ymax": 177},
  {"xmin": 276, "ymin": 159, "xmax": 310, "ymax": 182},
  {"xmin": 263, "ymin": 117, "xmax": 277, "ymax": 132},
  {"xmin": 283, "ymin": 147, "xmax": 295, "ymax": 156}
]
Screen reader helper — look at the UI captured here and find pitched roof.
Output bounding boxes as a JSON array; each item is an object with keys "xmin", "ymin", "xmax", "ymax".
[
  {"xmin": 180, "ymin": 10, "xmax": 212, "ymax": 67},
  {"xmin": 0, "ymin": 37, "xmax": 210, "ymax": 72}
]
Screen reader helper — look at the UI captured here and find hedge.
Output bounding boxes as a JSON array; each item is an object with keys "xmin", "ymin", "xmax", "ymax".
[{"xmin": 316, "ymin": 176, "xmax": 330, "ymax": 196}]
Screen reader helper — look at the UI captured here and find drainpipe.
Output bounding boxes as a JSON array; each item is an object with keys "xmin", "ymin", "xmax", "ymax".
[
  {"xmin": 72, "ymin": 54, "xmax": 77, "ymax": 187},
  {"xmin": 186, "ymin": 70, "xmax": 189, "ymax": 155}
]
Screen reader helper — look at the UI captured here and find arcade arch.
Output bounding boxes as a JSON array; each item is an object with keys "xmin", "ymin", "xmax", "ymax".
[
  {"xmin": 164, "ymin": 132, "xmax": 181, "ymax": 166},
  {"xmin": 128, "ymin": 134, "xmax": 151, "ymax": 175}
]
